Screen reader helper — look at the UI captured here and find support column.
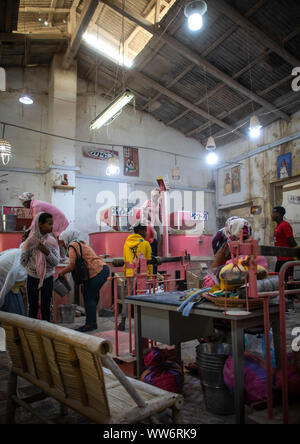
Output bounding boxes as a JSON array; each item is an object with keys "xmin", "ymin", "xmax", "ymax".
[{"xmin": 47, "ymin": 54, "xmax": 77, "ymax": 226}]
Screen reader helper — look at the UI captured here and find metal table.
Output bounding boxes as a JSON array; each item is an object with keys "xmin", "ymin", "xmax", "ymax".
[{"xmin": 125, "ymin": 291, "xmax": 281, "ymax": 425}]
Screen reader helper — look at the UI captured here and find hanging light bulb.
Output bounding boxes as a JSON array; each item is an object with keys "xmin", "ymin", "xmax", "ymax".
[
  {"xmin": 249, "ymin": 115, "xmax": 262, "ymax": 139},
  {"xmin": 205, "ymin": 136, "xmax": 218, "ymax": 165},
  {"xmin": 0, "ymin": 139, "xmax": 12, "ymax": 166},
  {"xmin": 184, "ymin": 0, "xmax": 207, "ymax": 31},
  {"xmin": 19, "ymin": 89, "xmax": 34, "ymax": 105},
  {"xmin": 106, "ymin": 157, "xmax": 120, "ymax": 176}
]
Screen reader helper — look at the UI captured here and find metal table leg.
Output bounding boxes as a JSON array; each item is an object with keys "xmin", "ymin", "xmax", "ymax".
[
  {"xmin": 231, "ymin": 320, "xmax": 245, "ymax": 424},
  {"xmin": 271, "ymin": 313, "xmax": 281, "ymax": 369},
  {"xmin": 175, "ymin": 343, "xmax": 182, "ymax": 365},
  {"xmin": 135, "ymin": 306, "xmax": 144, "ymax": 378}
]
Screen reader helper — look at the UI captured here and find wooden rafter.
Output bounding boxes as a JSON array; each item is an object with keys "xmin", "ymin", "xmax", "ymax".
[
  {"xmin": 47, "ymin": 0, "xmax": 59, "ymax": 26},
  {"xmin": 211, "ymin": 0, "xmax": 300, "ymax": 69},
  {"xmin": 19, "ymin": 7, "xmax": 69, "ymax": 14},
  {"xmin": 62, "ymin": 0, "xmax": 99, "ymax": 69},
  {"xmin": 100, "ymin": 0, "xmax": 290, "ymax": 123},
  {"xmin": 185, "ymin": 28, "xmax": 300, "ymax": 138}
]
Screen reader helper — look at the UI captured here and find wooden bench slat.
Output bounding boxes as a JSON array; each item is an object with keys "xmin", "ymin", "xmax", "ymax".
[{"xmin": 0, "ymin": 312, "xmax": 183, "ymax": 424}]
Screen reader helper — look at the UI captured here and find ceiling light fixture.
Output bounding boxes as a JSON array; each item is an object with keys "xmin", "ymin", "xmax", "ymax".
[
  {"xmin": 205, "ymin": 136, "xmax": 218, "ymax": 165},
  {"xmin": 44, "ymin": 21, "xmax": 49, "ymax": 26},
  {"xmin": 106, "ymin": 156, "xmax": 120, "ymax": 176},
  {"xmin": 184, "ymin": 0, "xmax": 207, "ymax": 31},
  {"xmin": 90, "ymin": 89, "xmax": 135, "ymax": 131},
  {"xmin": 83, "ymin": 32, "xmax": 133, "ymax": 68},
  {"xmin": 19, "ymin": 94, "xmax": 34, "ymax": 105},
  {"xmin": 249, "ymin": 115, "xmax": 262, "ymax": 139}
]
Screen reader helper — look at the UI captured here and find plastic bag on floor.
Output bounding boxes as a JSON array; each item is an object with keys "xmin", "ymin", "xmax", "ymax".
[{"xmin": 223, "ymin": 352, "xmax": 275, "ymax": 404}]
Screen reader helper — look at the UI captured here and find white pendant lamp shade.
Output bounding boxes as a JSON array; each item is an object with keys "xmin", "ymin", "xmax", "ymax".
[
  {"xmin": 206, "ymin": 136, "xmax": 216, "ymax": 151},
  {"xmin": 0, "ymin": 139, "xmax": 12, "ymax": 165},
  {"xmin": 185, "ymin": 1, "xmax": 207, "ymax": 31},
  {"xmin": 106, "ymin": 156, "xmax": 120, "ymax": 176},
  {"xmin": 205, "ymin": 136, "xmax": 218, "ymax": 165}
]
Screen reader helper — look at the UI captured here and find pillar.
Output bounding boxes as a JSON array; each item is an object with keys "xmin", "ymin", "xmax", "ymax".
[{"xmin": 47, "ymin": 54, "xmax": 78, "ymax": 226}]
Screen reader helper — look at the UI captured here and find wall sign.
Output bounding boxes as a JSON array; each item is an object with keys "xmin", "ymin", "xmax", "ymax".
[
  {"xmin": 83, "ymin": 147, "xmax": 119, "ymax": 160},
  {"xmin": 111, "ymin": 207, "xmax": 133, "ymax": 217},
  {"xmin": 288, "ymin": 195, "xmax": 300, "ymax": 205},
  {"xmin": 191, "ymin": 211, "xmax": 209, "ymax": 221}
]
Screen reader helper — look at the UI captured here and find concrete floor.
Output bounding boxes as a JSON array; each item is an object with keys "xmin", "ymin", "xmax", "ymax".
[{"xmin": 0, "ymin": 304, "xmax": 300, "ymax": 425}]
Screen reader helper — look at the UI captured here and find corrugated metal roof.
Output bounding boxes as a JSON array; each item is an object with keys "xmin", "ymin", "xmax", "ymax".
[{"xmin": 1, "ymin": 0, "xmax": 299, "ymax": 146}]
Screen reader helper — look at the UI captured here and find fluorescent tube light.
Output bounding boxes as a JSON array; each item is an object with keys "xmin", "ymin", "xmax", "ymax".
[{"xmin": 90, "ymin": 90, "xmax": 135, "ymax": 131}]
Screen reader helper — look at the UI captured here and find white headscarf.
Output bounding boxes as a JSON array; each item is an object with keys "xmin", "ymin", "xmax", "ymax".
[
  {"xmin": 225, "ymin": 217, "xmax": 252, "ymax": 241},
  {"xmin": 18, "ymin": 192, "xmax": 34, "ymax": 204},
  {"xmin": 59, "ymin": 229, "xmax": 81, "ymax": 248},
  {"xmin": 0, "ymin": 248, "xmax": 27, "ymax": 308}
]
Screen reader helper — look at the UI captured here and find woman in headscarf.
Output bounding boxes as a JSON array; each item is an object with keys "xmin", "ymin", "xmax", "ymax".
[
  {"xmin": 0, "ymin": 248, "xmax": 27, "ymax": 315},
  {"xmin": 58, "ymin": 229, "xmax": 110, "ymax": 332},
  {"xmin": 18, "ymin": 192, "xmax": 69, "ymax": 238},
  {"xmin": 21, "ymin": 212, "xmax": 60, "ymax": 321},
  {"xmin": 204, "ymin": 217, "xmax": 267, "ymax": 287}
]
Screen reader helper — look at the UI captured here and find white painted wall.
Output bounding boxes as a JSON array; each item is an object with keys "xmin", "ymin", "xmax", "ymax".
[
  {"xmin": 216, "ymin": 111, "xmax": 300, "ymax": 244},
  {"xmin": 0, "ymin": 67, "xmax": 216, "ymax": 241}
]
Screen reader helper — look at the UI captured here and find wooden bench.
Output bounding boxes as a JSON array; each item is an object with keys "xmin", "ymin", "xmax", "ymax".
[{"xmin": 0, "ymin": 312, "xmax": 183, "ymax": 424}]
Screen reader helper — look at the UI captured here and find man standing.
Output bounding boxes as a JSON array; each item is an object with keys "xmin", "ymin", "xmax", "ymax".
[
  {"xmin": 19, "ymin": 192, "xmax": 69, "ymax": 238},
  {"xmin": 272, "ymin": 206, "xmax": 297, "ymax": 281}
]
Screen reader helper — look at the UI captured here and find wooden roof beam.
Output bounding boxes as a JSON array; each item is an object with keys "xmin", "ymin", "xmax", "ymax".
[
  {"xmin": 132, "ymin": 70, "xmax": 246, "ymax": 139},
  {"xmin": 19, "ymin": 7, "xmax": 69, "ymax": 14},
  {"xmin": 62, "ymin": 0, "xmax": 99, "ymax": 69},
  {"xmin": 48, "ymin": 0, "xmax": 59, "ymax": 26},
  {"xmin": 139, "ymin": 0, "xmax": 268, "ymax": 115},
  {"xmin": 100, "ymin": 0, "xmax": 289, "ymax": 122},
  {"xmin": 189, "ymin": 74, "xmax": 293, "ymax": 139},
  {"xmin": 211, "ymin": 0, "xmax": 300, "ymax": 68}
]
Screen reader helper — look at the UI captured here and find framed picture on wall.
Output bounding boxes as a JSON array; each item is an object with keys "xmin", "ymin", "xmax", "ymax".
[
  {"xmin": 231, "ymin": 165, "xmax": 241, "ymax": 193},
  {"xmin": 124, "ymin": 147, "xmax": 139, "ymax": 177},
  {"xmin": 277, "ymin": 153, "xmax": 292, "ymax": 180},
  {"xmin": 224, "ymin": 170, "xmax": 232, "ymax": 195}
]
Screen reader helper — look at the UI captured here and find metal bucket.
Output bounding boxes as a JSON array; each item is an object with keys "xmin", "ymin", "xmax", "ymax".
[
  {"xmin": 54, "ymin": 277, "xmax": 71, "ymax": 298},
  {"xmin": 197, "ymin": 343, "xmax": 234, "ymax": 415},
  {"xmin": 201, "ymin": 384, "xmax": 235, "ymax": 416},
  {"xmin": 59, "ymin": 304, "xmax": 76, "ymax": 324},
  {"xmin": 0, "ymin": 214, "xmax": 17, "ymax": 232}
]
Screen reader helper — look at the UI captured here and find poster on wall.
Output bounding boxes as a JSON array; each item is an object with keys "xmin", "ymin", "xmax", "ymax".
[
  {"xmin": 224, "ymin": 170, "xmax": 232, "ymax": 195},
  {"xmin": 223, "ymin": 165, "xmax": 241, "ymax": 195},
  {"xmin": 82, "ymin": 146, "xmax": 119, "ymax": 160},
  {"xmin": 231, "ymin": 166, "xmax": 241, "ymax": 193},
  {"xmin": 277, "ymin": 153, "xmax": 292, "ymax": 180},
  {"xmin": 124, "ymin": 147, "xmax": 139, "ymax": 177}
]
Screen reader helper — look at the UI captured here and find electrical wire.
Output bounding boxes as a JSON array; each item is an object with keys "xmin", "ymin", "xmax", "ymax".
[
  {"xmin": 0, "ymin": 120, "xmax": 202, "ymax": 161},
  {"xmin": 209, "ymin": 98, "xmax": 300, "ymax": 141}
]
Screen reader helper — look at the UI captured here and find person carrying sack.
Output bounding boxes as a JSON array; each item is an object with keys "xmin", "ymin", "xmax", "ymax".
[{"xmin": 58, "ymin": 229, "xmax": 109, "ymax": 332}]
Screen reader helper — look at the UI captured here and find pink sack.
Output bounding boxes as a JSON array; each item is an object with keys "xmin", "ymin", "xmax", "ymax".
[{"xmin": 223, "ymin": 352, "xmax": 271, "ymax": 404}]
